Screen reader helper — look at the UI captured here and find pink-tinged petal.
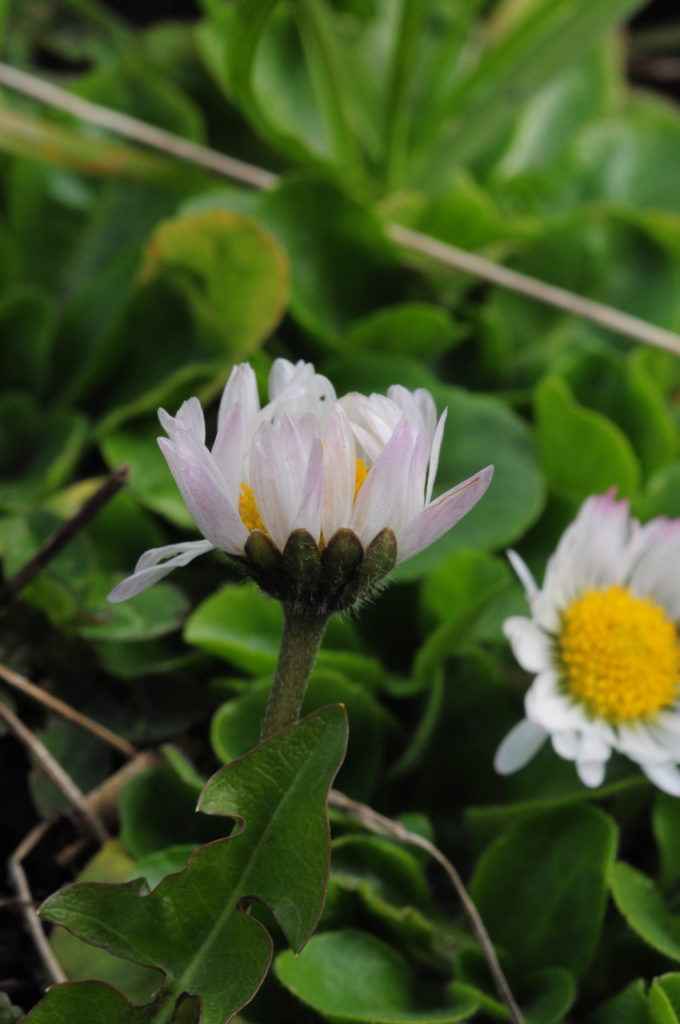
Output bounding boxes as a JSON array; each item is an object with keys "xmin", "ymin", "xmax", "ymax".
[
  {"xmin": 322, "ymin": 404, "xmax": 356, "ymax": 538},
  {"xmin": 158, "ymin": 432, "xmax": 247, "ymax": 553},
  {"xmin": 425, "ymin": 409, "xmax": 447, "ymax": 505},
  {"xmin": 503, "ymin": 616, "xmax": 553, "ymax": 673},
  {"xmin": 350, "ymin": 418, "xmax": 415, "ymax": 547},
  {"xmin": 629, "ymin": 526, "xmax": 680, "ymax": 620},
  {"xmin": 294, "ymin": 438, "xmax": 324, "ymax": 540},
  {"xmin": 506, "ymin": 550, "xmax": 539, "ymax": 603},
  {"xmin": 387, "ymin": 385, "xmax": 437, "ymax": 438},
  {"xmin": 494, "ymin": 719, "xmax": 547, "ymax": 774},
  {"xmin": 158, "ymin": 397, "xmax": 205, "ymax": 445},
  {"xmin": 212, "ymin": 404, "xmax": 247, "ymax": 496},
  {"xmin": 642, "ymin": 762, "xmax": 680, "ymax": 796},
  {"xmin": 218, "ymin": 363, "xmax": 260, "ymax": 428},
  {"xmin": 250, "ymin": 416, "xmax": 315, "ymax": 550},
  {"xmin": 108, "ymin": 540, "xmax": 214, "ymax": 602},
  {"xmin": 266, "ymin": 359, "xmax": 336, "ymax": 418},
  {"xmin": 395, "ymin": 465, "xmax": 494, "ymax": 564}
]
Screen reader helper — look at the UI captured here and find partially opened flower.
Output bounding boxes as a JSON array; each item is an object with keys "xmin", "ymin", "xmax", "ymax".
[
  {"xmin": 108, "ymin": 359, "xmax": 493, "ymax": 612},
  {"xmin": 495, "ymin": 492, "xmax": 680, "ymax": 795}
]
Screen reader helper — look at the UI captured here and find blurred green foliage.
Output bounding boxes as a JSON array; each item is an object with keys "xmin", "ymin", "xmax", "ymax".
[{"xmin": 2, "ymin": 0, "xmax": 680, "ymax": 1021}]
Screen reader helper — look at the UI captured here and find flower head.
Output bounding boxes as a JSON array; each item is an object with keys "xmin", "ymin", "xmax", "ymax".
[
  {"xmin": 108, "ymin": 359, "xmax": 492, "ymax": 611},
  {"xmin": 495, "ymin": 491, "xmax": 680, "ymax": 795}
]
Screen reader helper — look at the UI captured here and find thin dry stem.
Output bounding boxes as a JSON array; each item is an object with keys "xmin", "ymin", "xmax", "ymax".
[
  {"xmin": 0, "ymin": 63, "xmax": 277, "ymax": 191},
  {"xmin": 0, "ymin": 663, "xmax": 137, "ymax": 759},
  {"xmin": 0, "ymin": 702, "xmax": 109, "ymax": 845},
  {"xmin": 328, "ymin": 789, "xmax": 525, "ymax": 1024},
  {"xmin": 1, "ymin": 61, "xmax": 678, "ymax": 354},
  {"xmin": 8, "ymin": 821, "xmax": 67, "ymax": 986},
  {"xmin": 0, "ymin": 465, "xmax": 130, "ymax": 609}
]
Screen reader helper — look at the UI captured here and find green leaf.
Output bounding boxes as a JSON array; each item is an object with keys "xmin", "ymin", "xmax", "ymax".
[
  {"xmin": 39, "ymin": 706, "xmax": 348, "ymax": 1023},
  {"xmin": 77, "ymin": 580, "xmax": 189, "ymax": 643},
  {"xmin": 50, "ymin": 842, "xmax": 159, "ymax": 1006},
  {"xmin": 25, "ymin": 982, "xmax": 154, "ymax": 1024},
  {"xmin": 653, "ymin": 978, "xmax": 680, "ymax": 1022},
  {"xmin": 470, "ymin": 805, "xmax": 617, "ymax": 978},
  {"xmin": 653, "ymin": 794, "xmax": 680, "ymax": 891},
  {"xmin": 401, "ymin": 383, "xmax": 544, "ymax": 578},
  {"xmin": 419, "ymin": 0, "xmax": 644, "ymax": 176},
  {"xmin": 101, "ymin": 421, "xmax": 195, "ymax": 529},
  {"xmin": 584, "ymin": 980, "xmax": 654, "ymax": 1024},
  {"xmin": 534, "ymin": 375, "xmax": 640, "ymax": 500},
  {"xmin": 346, "ymin": 303, "xmax": 464, "ymax": 359},
  {"xmin": 185, "ymin": 582, "xmax": 387, "ymax": 687},
  {"xmin": 610, "ymin": 862, "xmax": 680, "ymax": 963},
  {"xmin": 210, "ymin": 668, "xmax": 385, "ymax": 799},
  {"xmin": 0, "ymin": 283, "xmax": 56, "ymax": 395},
  {"xmin": 118, "ymin": 762, "xmax": 225, "ymax": 860},
  {"xmin": 257, "ymin": 175, "xmax": 401, "ymax": 343},
  {"xmin": 141, "ymin": 208, "xmax": 289, "ymax": 359},
  {"xmin": 275, "ymin": 929, "xmax": 478, "ymax": 1022}
]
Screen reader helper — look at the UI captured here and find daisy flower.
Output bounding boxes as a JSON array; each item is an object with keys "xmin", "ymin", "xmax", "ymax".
[
  {"xmin": 495, "ymin": 491, "xmax": 680, "ymax": 795},
  {"xmin": 108, "ymin": 359, "xmax": 493, "ymax": 607}
]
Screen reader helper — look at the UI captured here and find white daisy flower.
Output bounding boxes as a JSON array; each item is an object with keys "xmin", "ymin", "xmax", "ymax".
[
  {"xmin": 108, "ymin": 359, "xmax": 493, "ymax": 604},
  {"xmin": 495, "ymin": 491, "xmax": 680, "ymax": 795}
]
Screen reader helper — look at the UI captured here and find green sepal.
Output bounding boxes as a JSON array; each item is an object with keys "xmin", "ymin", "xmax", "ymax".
[
  {"xmin": 282, "ymin": 528, "xmax": 323, "ymax": 609},
  {"xmin": 341, "ymin": 528, "xmax": 398, "ymax": 607},
  {"xmin": 321, "ymin": 528, "xmax": 364, "ymax": 595}
]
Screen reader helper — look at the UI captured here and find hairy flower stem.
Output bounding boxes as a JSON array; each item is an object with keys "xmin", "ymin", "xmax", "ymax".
[{"xmin": 260, "ymin": 605, "xmax": 329, "ymax": 740}]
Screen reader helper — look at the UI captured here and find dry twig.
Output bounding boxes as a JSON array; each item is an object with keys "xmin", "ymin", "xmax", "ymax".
[
  {"xmin": 0, "ymin": 663, "xmax": 137, "ymax": 759},
  {"xmin": 8, "ymin": 822, "xmax": 67, "ymax": 987},
  {"xmin": 0, "ymin": 465, "xmax": 130, "ymax": 609},
  {"xmin": 0, "ymin": 703, "xmax": 109, "ymax": 845},
  {"xmin": 329, "ymin": 788, "xmax": 525, "ymax": 1024},
  {"xmin": 0, "ymin": 61, "xmax": 678, "ymax": 355}
]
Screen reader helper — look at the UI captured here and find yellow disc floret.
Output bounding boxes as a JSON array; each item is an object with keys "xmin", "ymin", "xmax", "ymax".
[
  {"xmin": 354, "ymin": 458, "xmax": 368, "ymax": 501},
  {"xmin": 558, "ymin": 585, "xmax": 680, "ymax": 724},
  {"xmin": 239, "ymin": 483, "xmax": 265, "ymax": 534}
]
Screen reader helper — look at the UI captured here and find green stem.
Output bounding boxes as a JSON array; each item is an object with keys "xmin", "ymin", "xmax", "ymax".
[
  {"xmin": 295, "ymin": 0, "xmax": 364, "ymax": 174},
  {"xmin": 260, "ymin": 604, "xmax": 329, "ymax": 739},
  {"xmin": 383, "ymin": 0, "xmax": 429, "ymax": 189}
]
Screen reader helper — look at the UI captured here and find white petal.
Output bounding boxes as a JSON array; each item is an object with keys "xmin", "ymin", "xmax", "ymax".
[
  {"xmin": 108, "ymin": 540, "xmax": 214, "ymax": 602},
  {"xmin": 494, "ymin": 719, "xmax": 547, "ymax": 774},
  {"xmin": 158, "ymin": 397, "xmax": 205, "ymax": 445},
  {"xmin": 629, "ymin": 521, "xmax": 680, "ymax": 620},
  {"xmin": 212, "ymin": 404, "xmax": 247, "ymax": 497},
  {"xmin": 506, "ymin": 550, "xmax": 539, "ymax": 602},
  {"xmin": 293, "ymin": 438, "xmax": 324, "ymax": 540},
  {"xmin": 396, "ymin": 465, "xmax": 494, "ymax": 564},
  {"xmin": 576, "ymin": 759, "xmax": 607, "ymax": 788},
  {"xmin": 351, "ymin": 418, "xmax": 414, "ymax": 547},
  {"xmin": 503, "ymin": 617, "xmax": 553, "ymax": 673},
  {"xmin": 552, "ymin": 730, "xmax": 579, "ymax": 759},
  {"xmin": 249, "ymin": 415, "xmax": 317, "ymax": 550},
  {"xmin": 425, "ymin": 409, "xmax": 447, "ymax": 506},
  {"xmin": 218, "ymin": 363, "xmax": 260, "ymax": 428},
  {"xmin": 616, "ymin": 723, "xmax": 671, "ymax": 765},
  {"xmin": 525, "ymin": 672, "xmax": 589, "ymax": 731},
  {"xmin": 158, "ymin": 432, "xmax": 247, "ymax": 553},
  {"xmin": 642, "ymin": 762, "xmax": 680, "ymax": 796},
  {"xmin": 322, "ymin": 404, "xmax": 357, "ymax": 539}
]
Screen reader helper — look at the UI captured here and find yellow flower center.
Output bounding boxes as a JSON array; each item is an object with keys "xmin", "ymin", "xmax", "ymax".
[
  {"xmin": 239, "ymin": 483, "xmax": 265, "ymax": 534},
  {"xmin": 558, "ymin": 585, "xmax": 680, "ymax": 724},
  {"xmin": 238, "ymin": 458, "xmax": 370, "ymax": 538}
]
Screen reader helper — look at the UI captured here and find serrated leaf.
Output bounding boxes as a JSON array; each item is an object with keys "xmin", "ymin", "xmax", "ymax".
[
  {"xmin": 610, "ymin": 862, "xmax": 680, "ymax": 963},
  {"xmin": 38, "ymin": 707, "xmax": 348, "ymax": 1023},
  {"xmin": 276, "ymin": 929, "xmax": 478, "ymax": 1023}
]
